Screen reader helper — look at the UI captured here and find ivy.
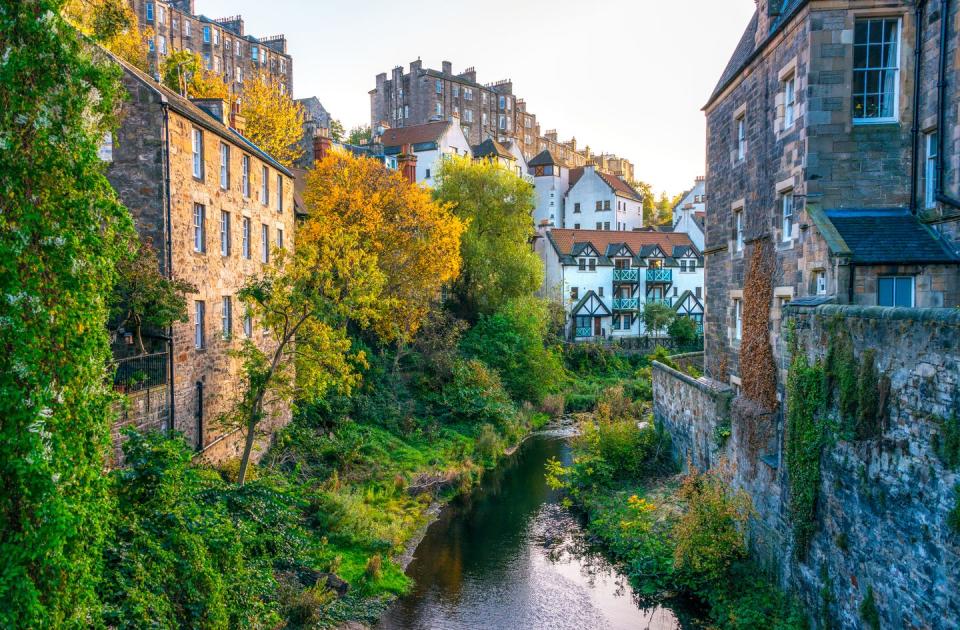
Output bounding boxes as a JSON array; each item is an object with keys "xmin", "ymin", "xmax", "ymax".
[
  {"xmin": 0, "ymin": 1, "xmax": 133, "ymax": 626},
  {"xmin": 859, "ymin": 585, "xmax": 881, "ymax": 630},
  {"xmin": 934, "ymin": 414, "xmax": 960, "ymax": 470},
  {"xmin": 948, "ymin": 485, "xmax": 960, "ymax": 535}
]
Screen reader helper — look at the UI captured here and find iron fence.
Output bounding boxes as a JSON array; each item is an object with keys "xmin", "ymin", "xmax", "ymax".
[{"xmin": 113, "ymin": 352, "xmax": 168, "ymax": 393}]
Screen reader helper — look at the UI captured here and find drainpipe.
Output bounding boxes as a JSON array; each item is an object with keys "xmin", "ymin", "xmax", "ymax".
[
  {"xmin": 847, "ymin": 263, "xmax": 856, "ymax": 305},
  {"xmin": 910, "ymin": 0, "xmax": 927, "ymax": 212},
  {"xmin": 161, "ymin": 102, "xmax": 176, "ymax": 436},
  {"xmin": 936, "ymin": 0, "xmax": 960, "ymax": 209}
]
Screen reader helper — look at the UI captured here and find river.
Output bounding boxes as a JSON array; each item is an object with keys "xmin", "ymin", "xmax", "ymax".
[{"xmin": 376, "ymin": 429, "xmax": 692, "ymax": 630}]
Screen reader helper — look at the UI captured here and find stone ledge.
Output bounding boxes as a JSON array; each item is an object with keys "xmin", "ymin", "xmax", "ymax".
[
  {"xmin": 785, "ymin": 303, "xmax": 960, "ymax": 325},
  {"xmin": 652, "ymin": 360, "xmax": 734, "ymax": 400}
]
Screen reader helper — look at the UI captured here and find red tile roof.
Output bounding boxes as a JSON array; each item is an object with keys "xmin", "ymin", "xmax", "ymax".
[
  {"xmin": 548, "ymin": 229, "xmax": 697, "ymax": 256},
  {"xmin": 568, "ymin": 167, "xmax": 641, "ymax": 201},
  {"xmin": 380, "ymin": 121, "xmax": 451, "ymax": 148}
]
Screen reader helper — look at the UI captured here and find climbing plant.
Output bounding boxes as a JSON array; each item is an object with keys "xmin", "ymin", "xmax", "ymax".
[
  {"xmin": 0, "ymin": 1, "xmax": 133, "ymax": 625},
  {"xmin": 823, "ymin": 323, "xmax": 885, "ymax": 442}
]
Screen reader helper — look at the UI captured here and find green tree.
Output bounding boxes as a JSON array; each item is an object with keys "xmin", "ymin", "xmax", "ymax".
[
  {"xmin": 346, "ymin": 124, "xmax": 372, "ymax": 146},
  {"xmin": 329, "ymin": 118, "xmax": 346, "ymax": 142},
  {"xmin": 668, "ymin": 316, "xmax": 698, "ymax": 347},
  {"xmin": 643, "ymin": 301, "xmax": 675, "ymax": 337},
  {"xmin": 160, "ymin": 49, "xmax": 229, "ymax": 99},
  {"xmin": 0, "ymin": 2, "xmax": 133, "ymax": 624},
  {"xmin": 434, "ymin": 156, "xmax": 542, "ymax": 319}
]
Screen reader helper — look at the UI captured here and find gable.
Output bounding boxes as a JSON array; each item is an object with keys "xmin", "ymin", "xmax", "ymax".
[{"xmin": 572, "ymin": 291, "xmax": 612, "ymax": 316}]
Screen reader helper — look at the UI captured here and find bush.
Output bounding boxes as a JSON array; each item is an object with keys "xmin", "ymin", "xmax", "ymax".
[
  {"xmin": 668, "ymin": 316, "xmax": 698, "ymax": 347},
  {"xmin": 540, "ymin": 393, "xmax": 566, "ymax": 417},
  {"xmin": 474, "ymin": 424, "xmax": 502, "ymax": 462},
  {"xmin": 563, "ymin": 342, "xmax": 628, "ymax": 375},
  {"xmin": 441, "ymin": 359, "xmax": 515, "ymax": 425},
  {"xmin": 642, "ymin": 301, "xmax": 675, "ymax": 336},
  {"xmin": 461, "ymin": 296, "xmax": 566, "ymax": 404}
]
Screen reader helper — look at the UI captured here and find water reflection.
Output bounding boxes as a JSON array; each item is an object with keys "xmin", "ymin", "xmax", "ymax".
[{"xmin": 377, "ymin": 433, "xmax": 689, "ymax": 630}]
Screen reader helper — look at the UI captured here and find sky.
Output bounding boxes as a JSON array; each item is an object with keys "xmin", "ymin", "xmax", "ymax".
[{"xmin": 199, "ymin": 0, "xmax": 757, "ymax": 194}]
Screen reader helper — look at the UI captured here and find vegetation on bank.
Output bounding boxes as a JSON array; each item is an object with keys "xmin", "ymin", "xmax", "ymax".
[{"xmin": 548, "ymin": 349, "xmax": 806, "ymax": 629}]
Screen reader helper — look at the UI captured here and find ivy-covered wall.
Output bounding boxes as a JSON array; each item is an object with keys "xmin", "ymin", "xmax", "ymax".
[{"xmin": 653, "ymin": 304, "xmax": 960, "ymax": 628}]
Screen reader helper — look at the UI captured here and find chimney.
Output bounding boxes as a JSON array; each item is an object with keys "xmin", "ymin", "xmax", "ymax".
[
  {"xmin": 191, "ymin": 98, "xmax": 229, "ymax": 123},
  {"xmin": 442, "ymin": 60, "xmax": 452, "ymax": 75},
  {"xmin": 230, "ymin": 112, "xmax": 246, "ymax": 135},
  {"xmin": 313, "ymin": 127, "xmax": 333, "ymax": 164},
  {"xmin": 410, "ymin": 58, "xmax": 422, "ymax": 74},
  {"xmin": 397, "ymin": 143, "xmax": 418, "ymax": 183}
]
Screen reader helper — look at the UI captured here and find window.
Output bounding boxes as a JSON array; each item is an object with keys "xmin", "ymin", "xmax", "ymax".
[
  {"xmin": 214, "ymin": 57, "xmax": 221, "ymax": 73},
  {"xmin": 736, "ymin": 115, "xmax": 746, "ymax": 161},
  {"xmin": 595, "ymin": 201, "xmax": 602, "ymax": 210},
  {"xmin": 814, "ymin": 270, "xmax": 827, "ymax": 295},
  {"xmin": 241, "ymin": 217, "xmax": 251, "ymax": 259},
  {"xmin": 425, "ymin": 168, "xmax": 431, "ymax": 179},
  {"xmin": 680, "ymin": 260, "xmax": 688, "ymax": 272},
  {"xmin": 781, "ymin": 191, "xmax": 794, "ymax": 242},
  {"xmin": 574, "ymin": 223, "xmax": 580, "ymax": 229},
  {"xmin": 221, "ymin": 296, "xmax": 232, "ymax": 339},
  {"xmin": 235, "ymin": 66, "xmax": 243, "ymax": 83},
  {"xmin": 498, "ymin": 115, "xmax": 506, "ymax": 130},
  {"xmin": 735, "ymin": 208, "xmax": 744, "ymax": 252},
  {"xmin": 498, "ymin": 95, "xmax": 505, "ymax": 109},
  {"xmin": 578, "ymin": 258, "xmax": 586, "ymax": 271},
  {"xmin": 435, "ymin": 102, "xmax": 442, "ymax": 116},
  {"xmin": 733, "ymin": 299, "xmax": 742, "ymax": 340},
  {"xmin": 783, "ymin": 75, "xmax": 796, "ymax": 129},
  {"xmin": 878, "ymin": 276, "xmax": 914, "ymax": 307},
  {"xmin": 570, "ymin": 287, "xmax": 579, "ymax": 300},
  {"xmin": 261, "ymin": 166, "xmax": 269, "ymax": 205},
  {"xmin": 203, "ymin": 51, "xmax": 211, "ymax": 69},
  {"xmin": 241, "ymin": 155, "xmax": 250, "ymax": 197},
  {"xmin": 277, "ymin": 227, "xmax": 284, "ymax": 250},
  {"xmin": 251, "ymin": 45, "xmax": 259, "ymax": 61},
  {"xmin": 604, "ymin": 200, "xmax": 611, "ymax": 210},
  {"xmin": 435, "ymin": 79, "xmax": 442, "ymax": 94},
  {"xmin": 261, "ymin": 224, "xmax": 269, "ymax": 263},
  {"xmin": 193, "ymin": 204, "xmax": 206, "ymax": 253},
  {"xmin": 191, "ymin": 128, "xmax": 204, "ymax": 179},
  {"xmin": 589, "ymin": 259, "xmax": 597, "ymax": 271},
  {"xmin": 213, "ymin": 29, "xmax": 220, "ymax": 45},
  {"xmin": 157, "ymin": 6, "xmax": 164, "ymax": 24},
  {"xmin": 146, "ymin": 2, "xmax": 154, "ymax": 21},
  {"xmin": 172, "ymin": 17, "xmax": 178, "ymax": 30},
  {"xmin": 925, "ymin": 131, "xmax": 938, "ymax": 209},
  {"xmin": 596, "ymin": 222, "xmax": 602, "ymax": 230},
  {"xmin": 194, "ymin": 301, "xmax": 205, "ymax": 349},
  {"xmin": 158, "ymin": 35, "xmax": 167, "ymax": 54},
  {"xmin": 235, "ymin": 40, "xmax": 241, "ymax": 56},
  {"xmin": 853, "ymin": 18, "xmax": 901, "ymax": 122},
  {"xmin": 465, "ymin": 88, "xmax": 473, "ymax": 100},
  {"xmin": 277, "ymin": 174, "xmax": 283, "ymax": 212},
  {"xmin": 203, "ymin": 26, "xmax": 211, "ymax": 43},
  {"xmin": 220, "ymin": 211, "xmax": 231, "ymax": 256},
  {"xmin": 184, "ymin": 20, "xmax": 190, "ymax": 36},
  {"xmin": 452, "ymin": 85, "xmax": 459, "ymax": 98},
  {"xmin": 598, "ymin": 287, "xmax": 604, "ymax": 297},
  {"xmin": 243, "ymin": 311, "xmax": 253, "ymax": 338},
  {"xmin": 695, "ymin": 287, "xmax": 702, "ymax": 298},
  {"xmin": 464, "ymin": 109, "xmax": 473, "ymax": 123},
  {"xmin": 603, "ymin": 222, "xmax": 610, "ymax": 231},
  {"xmin": 219, "ymin": 143, "xmax": 229, "ymax": 189}
]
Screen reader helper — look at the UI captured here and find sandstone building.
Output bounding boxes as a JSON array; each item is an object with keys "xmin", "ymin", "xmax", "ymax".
[
  {"xmin": 131, "ymin": 0, "xmax": 293, "ymax": 102},
  {"xmin": 106, "ymin": 56, "xmax": 296, "ymax": 462}
]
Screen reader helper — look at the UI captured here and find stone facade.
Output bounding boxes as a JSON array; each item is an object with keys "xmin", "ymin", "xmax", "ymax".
[
  {"xmin": 132, "ymin": 0, "xmax": 293, "ymax": 101},
  {"xmin": 295, "ymin": 96, "xmax": 333, "ymax": 167},
  {"xmin": 703, "ymin": 0, "xmax": 960, "ymax": 388},
  {"xmin": 107, "ymin": 58, "xmax": 295, "ymax": 463},
  {"xmin": 654, "ymin": 304, "xmax": 960, "ymax": 628}
]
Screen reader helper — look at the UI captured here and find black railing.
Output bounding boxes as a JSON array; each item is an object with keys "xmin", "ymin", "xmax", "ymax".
[
  {"xmin": 113, "ymin": 352, "xmax": 168, "ymax": 393},
  {"xmin": 567, "ymin": 336, "xmax": 704, "ymax": 354}
]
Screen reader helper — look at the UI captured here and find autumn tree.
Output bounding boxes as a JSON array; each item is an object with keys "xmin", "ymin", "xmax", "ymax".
[
  {"xmin": 110, "ymin": 241, "xmax": 196, "ymax": 354},
  {"xmin": 63, "ymin": 0, "xmax": 152, "ymax": 71},
  {"xmin": 0, "ymin": 1, "xmax": 133, "ymax": 624},
  {"xmin": 433, "ymin": 156, "xmax": 542, "ymax": 320},
  {"xmin": 302, "ymin": 150, "xmax": 464, "ymax": 349},
  {"xmin": 241, "ymin": 72, "xmax": 304, "ymax": 166},
  {"xmin": 160, "ymin": 50, "xmax": 229, "ymax": 99}
]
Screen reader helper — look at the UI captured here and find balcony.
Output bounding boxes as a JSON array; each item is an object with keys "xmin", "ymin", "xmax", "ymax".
[
  {"xmin": 645, "ymin": 297, "xmax": 673, "ymax": 307},
  {"xmin": 612, "ymin": 298, "xmax": 639, "ymax": 310},
  {"xmin": 646, "ymin": 268, "xmax": 672, "ymax": 283},
  {"xmin": 612, "ymin": 268, "xmax": 640, "ymax": 283}
]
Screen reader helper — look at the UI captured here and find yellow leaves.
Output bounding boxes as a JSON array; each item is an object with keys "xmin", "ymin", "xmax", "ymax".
[
  {"xmin": 239, "ymin": 72, "xmax": 303, "ymax": 167},
  {"xmin": 161, "ymin": 51, "xmax": 229, "ymax": 100},
  {"xmin": 63, "ymin": 0, "xmax": 152, "ymax": 72}
]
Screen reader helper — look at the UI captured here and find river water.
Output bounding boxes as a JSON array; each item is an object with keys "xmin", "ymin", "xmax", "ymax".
[{"xmin": 376, "ymin": 430, "xmax": 690, "ymax": 630}]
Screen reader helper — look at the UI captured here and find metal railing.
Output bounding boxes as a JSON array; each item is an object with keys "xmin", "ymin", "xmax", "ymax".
[
  {"xmin": 113, "ymin": 352, "xmax": 168, "ymax": 393},
  {"xmin": 612, "ymin": 297, "xmax": 639, "ymax": 310},
  {"xmin": 645, "ymin": 297, "xmax": 673, "ymax": 307},
  {"xmin": 646, "ymin": 268, "xmax": 672, "ymax": 283},
  {"xmin": 575, "ymin": 327, "xmax": 592, "ymax": 338},
  {"xmin": 612, "ymin": 268, "xmax": 639, "ymax": 282}
]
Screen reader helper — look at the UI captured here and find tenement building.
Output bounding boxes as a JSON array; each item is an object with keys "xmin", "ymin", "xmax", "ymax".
[
  {"xmin": 105, "ymin": 55, "xmax": 295, "ymax": 462},
  {"xmin": 651, "ymin": 1, "xmax": 960, "ymax": 626},
  {"xmin": 131, "ymin": 0, "xmax": 293, "ymax": 100}
]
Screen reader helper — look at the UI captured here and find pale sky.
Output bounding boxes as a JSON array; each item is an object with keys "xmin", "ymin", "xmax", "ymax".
[{"xmin": 198, "ymin": 0, "xmax": 756, "ymax": 194}]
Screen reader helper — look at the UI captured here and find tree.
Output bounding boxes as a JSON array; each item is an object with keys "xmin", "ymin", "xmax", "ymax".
[
  {"xmin": 329, "ymin": 119, "xmax": 345, "ymax": 142},
  {"xmin": 240, "ymin": 72, "xmax": 304, "ymax": 167},
  {"xmin": 63, "ymin": 0, "xmax": 152, "ymax": 72},
  {"xmin": 160, "ymin": 50, "xmax": 228, "ymax": 99},
  {"xmin": 110, "ymin": 241, "xmax": 196, "ymax": 354},
  {"xmin": 301, "ymin": 150, "xmax": 464, "ymax": 350},
  {"xmin": 346, "ymin": 124, "xmax": 372, "ymax": 146},
  {"xmin": 643, "ymin": 301, "xmax": 676, "ymax": 337},
  {"xmin": 655, "ymin": 191, "xmax": 675, "ymax": 225},
  {"xmin": 1, "ymin": 1, "xmax": 133, "ymax": 624},
  {"xmin": 668, "ymin": 316, "xmax": 698, "ymax": 347},
  {"xmin": 433, "ymin": 156, "xmax": 542, "ymax": 319}
]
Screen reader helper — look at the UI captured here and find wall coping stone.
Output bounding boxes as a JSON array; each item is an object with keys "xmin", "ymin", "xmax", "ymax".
[
  {"xmin": 652, "ymin": 360, "xmax": 734, "ymax": 400},
  {"xmin": 785, "ymin": 303, "xmax": 960, "ymax": 324}
]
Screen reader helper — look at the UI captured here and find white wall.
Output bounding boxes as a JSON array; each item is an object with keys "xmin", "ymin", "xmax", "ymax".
[
  {"xmin": 563, "ymin": 166, "xmax": 642, "ymax": 231},
  {"xmin": 418, "ymin": 122, "xmax": 473, "ymax": 186}
]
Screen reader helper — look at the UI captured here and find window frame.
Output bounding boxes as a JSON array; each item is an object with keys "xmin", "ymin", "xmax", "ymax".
[
  {"xmin": 852, "ymin": 17, "xmax": 902, "ymax": 124},
  {"xmin": 241, "ymin": 155, "xmax": 250, "ymax": 197},
  {"xmin": 735, "ymin": 208, "xmax": 744, "ymax": 252},
  {"xmin": 878, "ymin": 275, "xmax": 914, "ymax": 307},
  {"xmin": 783, "ymin": 74, "xmax": 796, "ymax": 129},
  {"xmin": 194, "ymin": 301, "xmax": 206, "ymax": 349},
  {"xmin": 924, "ymin": 131, "xmax": 938, "ymax": 209},
  {"xmin": 260, "ymin": 165, "xmax": 269, "ymax": 206},
  {"xmin": 220, "ymin": 210, "xmax": 231, "ymax": 256},
  {"xmin": 221, "ymin": 296, "xmax": 232, "ymax": 340},
  {"xmin": 219, "ymin": 143, "xmax": 229, "ymax": 190},
  {"xmin": 193, "ymin": 203, "xmax": 206, "ymax": 253},
  {"xmin": 733, "ymin": 298, "xmax": 742, "ymax": 341},
  {"xmin": 261, "ymin": 223, "xmax": 270, "ymax": 263},
  {"xmin": 191, "ymin": 128, "xmax": 204, "ymax": 180},
  {"xmin": 781, "ymin": 190, "xmax": 795, "ymax": 242},
  {"xmin": 241, "ymin": 217, "xmax": 251, "ymax": 259},
  {"xmin": 736, "ymin": 115, "xmax": 746, "ymax": 161}
]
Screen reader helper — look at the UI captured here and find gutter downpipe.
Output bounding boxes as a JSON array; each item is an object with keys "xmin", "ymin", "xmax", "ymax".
[
  {"xmin": 936, "ymin": 0, "xmax": 960, "ymax": 209},
  {"xmin": 910, "ymin": 0, "xmax": 927, "ymax": 213},
  {"xmin": 161, "ymin": 102, "xmax": 176, "ymax": 436}
]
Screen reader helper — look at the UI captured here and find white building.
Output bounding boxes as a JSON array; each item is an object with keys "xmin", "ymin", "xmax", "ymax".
[
  {"xmin": 535, "ymin": 228, "xmax": 704, "ymax": 340},
  {"xmin": 472, "ymin": 138, "xmax": 532, "ymax": 184},
  {"xmin": 563, "ymin": 165, "xmax": 643, "ymax": 232},
  {"xmin": 670, "ymin": 176, "xmax": 706, "ymax": 251},
  {"xmin": 381, "ymin": 117, "xmax": 472, "ymax": 185},
  {"xmin": 528, "ymin": 149, "xmax": 569, "ymax": 228}
]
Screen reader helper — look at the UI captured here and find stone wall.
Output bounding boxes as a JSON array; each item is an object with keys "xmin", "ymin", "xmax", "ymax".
[
  {"xmin": 654, "ymin": 304, "xmax": 960, "ymax": 629},
  {"xmin": 111, "ymin": 385, "xmax": 171, "ymax": 464}
]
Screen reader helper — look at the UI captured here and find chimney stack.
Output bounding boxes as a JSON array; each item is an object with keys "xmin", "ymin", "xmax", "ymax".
[
  {"xmin": 442, "ymin": 60, "xmax": 453, "ymax": 75},
  {"xmin": 397, "ymin": 143, "xmax": 418, "ymax": 184},
  {"xmin": 230, "ymin": 112, "xmax": 246, "ymax": 135},
  {"xmin": 313, "ymin": 127, "xmax": 333, "ymax": 164}
]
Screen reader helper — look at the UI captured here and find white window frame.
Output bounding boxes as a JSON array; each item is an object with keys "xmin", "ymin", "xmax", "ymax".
[
  {"xmin": 243, "ymin": 311, "xmax": 253, "ymax": 338},
  {"xmin": 735, "ymin": 208, "xmax": 744, "ymax": 252},
  {"xmin": 193, "ymin": 204, "xmax": 205, "ymax": 253},
  {"xmin": 925, "ymin": 131, "xmax": 938, "ymax": 209},
  {"xmin": 260, "ymin": 165, "xmax": 269, "ymax": 205},
  {"xmin": 195, "ymin": 301, "xmax": 205, "ymax": 349},
  {"xmin": 220, "ymin": 210, "xmax": 230, "ymax": 256},
  {"xmin": 241, "ymin": 217, "xmax": 251, "ymax": 259},
  {"xmin": 241, "ymin": 155, "xmax": 250, "ymax": 197},
  {"xmin": 191, "ymin": 128, "xmax": 203, "ymax": 179},
  {"xmin": 221, "ymin": 296, "xmax": 232, "ymax": 339},
  {"xmin": 781, "ymin": 191, "xmax": 794, "ymax": 242},
  {"xmin": 736, "ymin": 115, "xmax": 746, "ymax": 161},
  {"xmin": 783, "ymin": 75, "xmax": 796, "ymax": 129},
  {"xmin": 852, "ymin": 18, "xmax": 901, "ymax": 124},
  {"xmin": 261, "ymin": 224, "xmax": 269, "ymax": 263},
  {"xmin": 734, "ymin": 298, "xmax": 742, "ymax": 341},
  {"xmin": 815, "ymin": 270, "xmax": 827, "ymax": 295},
  {"xmin": 219, "ymin": 143, "xmax": 229, "ymax": 190}
]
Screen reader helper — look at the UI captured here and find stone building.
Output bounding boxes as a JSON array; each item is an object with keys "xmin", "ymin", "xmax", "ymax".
[
  {"xmin": 131, "ymin": 0, "xmax": 293, "ymax": 102},
  {"xmin": 106, "ymin": 55, "xmax": 296, "ymax": 462},
  {"xmin": 295, "ymin": 96, "xmax": 333, "ymax": 167}
]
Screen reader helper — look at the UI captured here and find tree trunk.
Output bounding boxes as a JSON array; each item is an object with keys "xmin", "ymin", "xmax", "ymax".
[{"xmin": 236, "ymin": 399, "xmax": 262, "ymax": 486}]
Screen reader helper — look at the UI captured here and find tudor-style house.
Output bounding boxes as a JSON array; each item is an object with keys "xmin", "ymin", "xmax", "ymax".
[
  {"xmin": 702, "ymin": 0, "xmax": 960, "ymax": 389},
  {"xmin": 105, "ymin": 55, "xmax": 296, "ymax": 462},
  {"xmin": 379, "ymin": 118, "xmax": 472, "ymax": 185},
  {"xmin": 536, "ymin": 229, "xmax": 704, "ymax": 340},
  {"xmin": 563, "ymin": 165, "xmax": 644, "ymax": 232}
]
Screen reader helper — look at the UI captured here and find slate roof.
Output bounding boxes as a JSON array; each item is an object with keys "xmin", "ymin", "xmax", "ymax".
[
  {"xmin": 812, "ymin": 208, "xmax": 960, "ymax": 265},
  {"xmin": 380, "ymin": 121, "xmax": 450, "ymax": 149},
  {"xmin": 472, "ymin": 138, "xmax": 513, "ymax": 160},
  {"xmin": 111, "ymin": 53, "xmax": 292, "ymax": 176},
  {"xmin": 568, "ymin": 167, "xmax": 642, "ymax": 201},
  {"xmin": 547, "ymin": 229, "xmax": 700, "ymax": 267},
  {"xmin": 528, "ymin": 149, "xmax": 560, "ymax": 167},
  {"xmin": 704, "ymin": 1, "xmax": 807, "ymax": 109}
]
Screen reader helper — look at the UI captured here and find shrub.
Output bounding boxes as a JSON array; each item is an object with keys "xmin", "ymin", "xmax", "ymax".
[
  {"xmin": 540, "ymin": 393, "xmax": 566, "ymax": 417},
  {"xmin": 668, "ymin": 316, "xmax": 699, "ymax": 347},
  {"xmin": 563, "ymin": 342, "xmax": 628, "ymax": 375},
  {"xmin": 474, "ymin": 424, "xmax": 501, "ymax": 462},
  {"xmin": 948, "ymin": 484, "xmax": 960, "ymax": 534},
  {"xmin": 934, "ymin": 414, "xmax": 960, "ymax": 470},
  {"xmin": 364, "ymin": 554, "xmax": 383, "ymax": 582},
  {"xmin": 643, "ymin": 301, "xmax": 676, "ymax": 337},
  {"xmin": 441, "ymin": 359, "xmax": 515, "ymax": 425},
  {"xmin": 647, "ymin": 345, "xmax": 677, "ymax": 369}
]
